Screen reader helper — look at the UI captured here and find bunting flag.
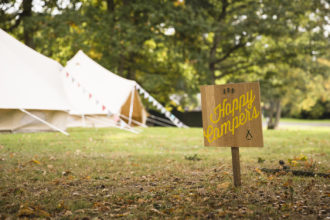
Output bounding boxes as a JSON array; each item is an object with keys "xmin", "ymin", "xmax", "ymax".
[
  {"xmin": 130, "ymin": 83, "xmax": 187, "ymax": 128},
  {"xmin": 64, "ymin": 71, "xmax": 114, "ymax": 115},
  {"xmin": 63, "ymin": 71, "xmax": 187, "ymax": 128}
]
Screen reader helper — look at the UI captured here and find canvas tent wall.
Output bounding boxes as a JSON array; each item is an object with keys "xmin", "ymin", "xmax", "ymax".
[
  {"xmin": 62, "ymin": 50, "xmax": 147, "ymax": 128},
  {"xmin": 0, "ymin": 29, "xmax": 71, "ymax": 133}
]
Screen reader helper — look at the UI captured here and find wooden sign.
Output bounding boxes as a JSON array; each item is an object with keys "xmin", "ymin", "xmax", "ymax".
[
  {"xmin": 200, "ymin": 82, "xmax": 263, "ymax": 147},
  {"xmin": 200, "ymin": 82, "xmax": 264, "ymax": 187}
]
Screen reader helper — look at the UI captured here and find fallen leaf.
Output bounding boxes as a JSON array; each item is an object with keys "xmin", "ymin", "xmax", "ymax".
[
  {"xmin": 217, "ymin": 209, "xmax": 227, "ymax": 217},
  {"xmin": 62, "ymin": 171, "xmax": 72, "ymax": 176},
  {"xmin": 110, "ymin": 212, "xmax": 130, "ymax": 217},
  {"xmin": 18, "ymin": 206, "xmax": 34, "ymax": 217},
  {"xmin": 64, "ymin": 210, "xmax": 72, "ymax": 216},
  {"xmin": 296, "ymin": 154, "xmax": 307, "ymax": 161},
  {"xmin": 72, "ymin": 192, "xmax": 79, "ymax": 196},
  {"xmin": 283, "ymin": 179, "xmax": 293, "ymax": 187},
  {"xmin": 18, "ymin": 204, "xmax": 50, "ymax": 218},
  {"xmin": 150, "ymin": 208, "xmax": 166, "ymax": 216},
  {"xmin": 258, "ymin": 157, "xmax": 265, "ymax": 163},
  {"xmin": 74, "ymin": 149, "xmax": 81, "ymax": 156},
  {"xmin": 255, "ymin": 168, "xmax": 263, "ymax": 175},
  {"xmin": 74, "ymin": 209, "xmax": 85, "ymax": 214},
  {"xmin": 217, "ymin": 182, "xmax": 230, "ymax": 190},
  {"xmin": 137, "ymin": 198, "xmax": 144, "ymax": 204},
  {"xmin": 31, "ymin": 159, "xmax": 41, "ymax": 165},
  {"xmin": 35, "ymin": 209, "xmax": 50, "ymax": 218}
]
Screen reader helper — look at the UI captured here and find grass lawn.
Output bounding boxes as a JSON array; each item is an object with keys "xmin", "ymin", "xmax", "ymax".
[
  {"xmin": 0, "ymin": 126, "xmax": 329, "ymax": 219},
  {"xmin": 280, "ymin": 118, "xmax": 330, "ymax": 124}
]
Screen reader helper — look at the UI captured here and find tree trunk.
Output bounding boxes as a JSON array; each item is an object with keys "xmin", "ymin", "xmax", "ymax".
[
  {"xmin": 107, "ymin": 0, "xmax": 115, "ymax": 12},
  {"xmin": 209, "ymin": 62, "xmax": 216, "ymax": 85},
  {"xmin": 267, "ymin": 99, "xmax": 281, "ymax": 129},
  {"xmin": 22, "ymin": 0, "xmax": 34, "ymax": 48},
  {"xmin": 274, "ymin": 99, "xmax": 281, "ymax": 128}
]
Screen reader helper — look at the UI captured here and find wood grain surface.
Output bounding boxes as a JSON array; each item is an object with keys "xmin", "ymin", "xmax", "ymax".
[{"xmin": 200, "ymin": 82, "xmax": 263, "ymax": 147}]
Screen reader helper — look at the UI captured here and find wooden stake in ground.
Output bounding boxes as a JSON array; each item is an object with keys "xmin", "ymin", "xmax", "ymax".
[
  {"xmin": 200, "ymin": 82, "xmax": 263, "ymax": 187},
  {"xmin": 231, "ymin": 147, "xmax": 241, "ymax": 187}
]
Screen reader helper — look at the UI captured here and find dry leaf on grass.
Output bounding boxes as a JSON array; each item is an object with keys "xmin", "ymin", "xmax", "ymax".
[
  {"xmin": 18, "ymin": 204, "xmax": 50, "ymax": 218},
  {"xmin": 217, "ymin": 182, "xmax": 230, "ymax": 190},
  {"xmin": 64, "ymin": 210, "xmax": 72, "ymax": 216},
  {"xmin": 255, "ymin": 168, "xmax": 263, "ymax": 175},
  {"xmin": 31, "ymin": 159, "xmax": 41, "ymax": 165},
  {"xmin": 62, "ymin": 170, "xmax": 72, "ymax": 176},
  {"xmin": 110, "ymin": 212, "xmax": 130, "ymax": 217},
  {"xmin": 150, "ymin": 208, "xmax": 166, "ymax": 216}
]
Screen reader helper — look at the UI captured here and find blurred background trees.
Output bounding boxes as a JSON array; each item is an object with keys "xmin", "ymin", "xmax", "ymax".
[{"xmin": 1, "ymin": 0, "xmax": 329, "ymax": 128}]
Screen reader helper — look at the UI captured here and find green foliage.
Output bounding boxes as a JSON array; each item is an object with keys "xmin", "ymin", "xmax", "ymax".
[{"xmin": 0, "ymin": 0, "xmax": 329, "ymax": 116}]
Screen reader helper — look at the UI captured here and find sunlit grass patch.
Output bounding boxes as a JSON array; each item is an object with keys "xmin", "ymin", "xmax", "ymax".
[{"xmin": 0, "ymin": 126, "xmax": 329, "ymax": 219}]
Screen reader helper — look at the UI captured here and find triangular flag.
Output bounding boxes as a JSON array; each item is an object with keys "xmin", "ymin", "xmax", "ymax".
[
  {"xmin": 102, "ymin": 105, "xmax": 106, "ymax": 111},
  {"xmin": 144, "ymin": 93, "xmax": 149, "ymax": 99}
]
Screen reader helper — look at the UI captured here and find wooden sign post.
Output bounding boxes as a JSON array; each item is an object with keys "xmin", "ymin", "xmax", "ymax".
[{"xmin": 200, "ymin": 82, "xmax": 263, "ymax": 187}]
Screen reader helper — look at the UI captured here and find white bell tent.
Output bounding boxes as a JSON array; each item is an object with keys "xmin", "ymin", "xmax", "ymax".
[
  {"xmin": 62, "ymin": 50, "xmax": 186, "ymax": 128},
  {"xmin": 0, "ymin": 29, "xmax": 71, "ymax": 134}
]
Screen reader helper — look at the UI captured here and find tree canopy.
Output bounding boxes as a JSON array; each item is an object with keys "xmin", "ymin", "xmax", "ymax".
[{"xmin": 1, "ymin": 0, "xmax": 329, "ymax": 124}]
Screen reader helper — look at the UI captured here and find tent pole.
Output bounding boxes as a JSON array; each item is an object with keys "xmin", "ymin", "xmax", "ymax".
[
  {"xmin": 119, "ymin": 114, "xmax": 147, "ymax": 128},
  {"xmin": 84, "ymin": 116, "xmax": 139, "ymax": 134},
  {"xmin": 19, "ymin": 108, "xmax": 69, "ymax": 135},
  {"xmin": 128, "ymin": 88, "xmax": 135, "ymax": 126},
  {"xmin": 82, "ymin": 114, "xmax": 86, "ymax": 127}
]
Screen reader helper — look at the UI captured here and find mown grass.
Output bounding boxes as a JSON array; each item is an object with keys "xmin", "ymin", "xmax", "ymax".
[
  {"xmin": 280, "ymin": 118, "xmax": 330, "ymax": 124},
  {"xmin": 0, "ymin": 126, "xmax": 329, "ymax": 219}
]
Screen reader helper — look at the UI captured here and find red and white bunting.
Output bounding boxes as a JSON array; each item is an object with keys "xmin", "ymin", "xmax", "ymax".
[{"xmin": 64, "ymin": 71, "xmax": 110, "ymax": 114}]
